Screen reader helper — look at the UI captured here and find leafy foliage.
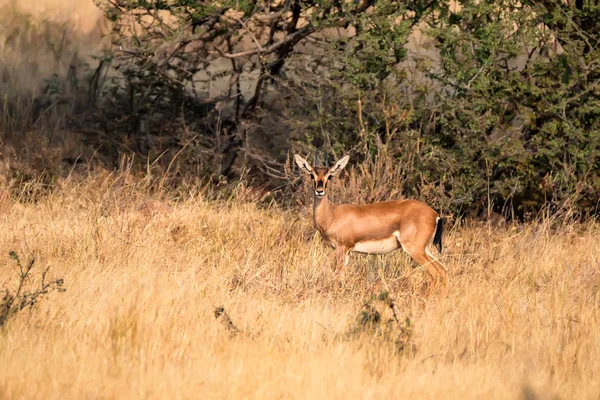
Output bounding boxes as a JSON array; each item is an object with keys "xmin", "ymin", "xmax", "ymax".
[
  {"xmin": 292, "ymin": 0, "xmax": 599, "ymax": 219},
  {"xmin": 422, "ymin": 0, "xmax": 600, "ymax": 218}
]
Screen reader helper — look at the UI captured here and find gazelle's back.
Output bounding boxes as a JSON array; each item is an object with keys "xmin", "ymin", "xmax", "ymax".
[
  {"xmin": 336, "ymin": 199, "xmax": 438, "ymax": 224},
  {"xmin": 330, "ymin": 199, "xmax": 438, "ymax": 246}
]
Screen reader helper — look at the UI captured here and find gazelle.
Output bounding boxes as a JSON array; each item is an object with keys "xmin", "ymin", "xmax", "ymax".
[{"xmin": 294, "ymin": 152, "xmax": 448, "ymax": 296}]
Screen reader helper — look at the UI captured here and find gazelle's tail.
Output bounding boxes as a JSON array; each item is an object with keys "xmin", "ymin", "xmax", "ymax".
[{"xmin": 433, "ymin": 217, "xmax": 443, "ymax": 253}]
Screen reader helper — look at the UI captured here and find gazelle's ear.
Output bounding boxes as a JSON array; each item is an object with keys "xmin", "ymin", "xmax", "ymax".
[
  {"xmin": 329, "ymin": 155, "xmax": 350, "ymax": 175},
  {"xmin": 293, "ymin": 154, "xmax": 314, "ymax": 174}
]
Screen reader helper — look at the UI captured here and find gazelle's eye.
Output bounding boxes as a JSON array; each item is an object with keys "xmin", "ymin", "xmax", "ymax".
[{"xmin": 327, "ymin": 175, "xmax": 333, "ymax": 180}]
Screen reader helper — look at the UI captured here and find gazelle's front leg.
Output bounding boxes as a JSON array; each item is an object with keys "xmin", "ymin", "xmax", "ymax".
[{"xmin": 334, "ymin": 246, "xmax": 350, "ymax": 275}]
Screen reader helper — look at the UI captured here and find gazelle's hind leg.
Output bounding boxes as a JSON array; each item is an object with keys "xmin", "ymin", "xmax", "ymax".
[
  {"xmin": 407, "ymin": 251, "xmax": 443, "ymax": 297},
  {"xmin": 425, "ymin": 248, "xmax": 448, "ymax": 297},
  {"xmin": 426, "ymin": 244, "xmax": 448, "ymax": 288},
  {"xmin": 396, "ymin": 231, "xmax": 447, "ymax": 297}
]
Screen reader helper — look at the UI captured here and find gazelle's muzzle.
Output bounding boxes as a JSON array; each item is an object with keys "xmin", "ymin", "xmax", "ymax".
[{"xmin": 314, "ymin": 180, "xmax": 325, "ymax": 197}]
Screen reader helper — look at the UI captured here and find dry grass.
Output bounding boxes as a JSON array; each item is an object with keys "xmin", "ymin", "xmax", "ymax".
[{"xmin": 0, "ymin": 173, "xmax": 599, "ymax": 399}]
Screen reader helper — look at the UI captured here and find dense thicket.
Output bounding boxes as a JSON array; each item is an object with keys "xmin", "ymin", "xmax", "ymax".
[{"xmin": 3, "ymin": 0, "xmax": 599, "ymax": 219}]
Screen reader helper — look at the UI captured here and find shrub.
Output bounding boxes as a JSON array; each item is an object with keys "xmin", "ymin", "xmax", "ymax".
[{"xmin": 0, "ymin": 251, "xmax": 65, "ymax": 328}]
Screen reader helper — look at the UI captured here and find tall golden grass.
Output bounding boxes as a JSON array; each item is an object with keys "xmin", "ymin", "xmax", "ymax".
[{"xmin": 0, "ymin": 171, "xmax": 598, "ymax": 399}]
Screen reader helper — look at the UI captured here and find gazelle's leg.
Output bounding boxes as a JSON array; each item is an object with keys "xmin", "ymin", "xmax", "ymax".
[
  {"xmin": 426, "ymin": 246, "xmax": 448, "ymax": 287},
  {"xmin": 402, "ymin": 248, "xmax": 444, "ymax": 297},
  {"xmin": 398, "ymin": 227, "xmax": 447, "ymax": 297},
  {"xmin": 423, "ymin": 251, "xmax": 448, "ymax": 297},
  {"xmin": 334, "ymin": 246, "xmax": 350, "ymax": 275}
]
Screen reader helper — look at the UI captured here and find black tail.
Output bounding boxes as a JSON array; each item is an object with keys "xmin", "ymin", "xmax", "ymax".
[{"xmin": 433, "ymin": 217, "xmax": 443, "ymax": 253}]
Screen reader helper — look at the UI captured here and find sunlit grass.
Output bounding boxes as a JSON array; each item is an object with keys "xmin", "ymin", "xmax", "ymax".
[{"xmin": 0, "ymin": 173, "xmax": 598, "ymax": 399}]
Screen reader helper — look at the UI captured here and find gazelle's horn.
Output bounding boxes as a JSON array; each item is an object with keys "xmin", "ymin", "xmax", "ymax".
[
  {"xmin": 325, "ymin": 151, "xmax": 329, "ymax": 167},
  {"xmin": 315, "ymin": 148, "xmax": 320, "ymax": 166}
]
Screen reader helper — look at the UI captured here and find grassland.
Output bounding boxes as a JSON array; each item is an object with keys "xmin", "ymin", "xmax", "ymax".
[
  {"xmin": 0, "ymin": 173, "xmax": 597, "ymax": 400},
  {"xmin": 1, "ymin": 1, "xmax": 598, "ymax": 398}
]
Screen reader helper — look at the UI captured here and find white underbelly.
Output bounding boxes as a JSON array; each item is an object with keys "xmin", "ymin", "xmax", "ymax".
[{"xmin": 352, "ymin": 236, "xmax": 399, "ymax": 255}]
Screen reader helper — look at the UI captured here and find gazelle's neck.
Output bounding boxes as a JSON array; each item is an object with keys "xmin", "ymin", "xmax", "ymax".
[{"xmin": 313, "ymin": 194, "xmax": 334, "ymax": 232}]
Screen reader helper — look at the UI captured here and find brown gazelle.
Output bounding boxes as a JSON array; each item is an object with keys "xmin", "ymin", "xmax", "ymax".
[{"xmin": 294, "ymin": 152, "xmax": 447, "ymax": 296}]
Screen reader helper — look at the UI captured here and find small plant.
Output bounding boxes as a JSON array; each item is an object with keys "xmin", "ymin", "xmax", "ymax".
[
  {"xmin": 214, "ymin": 306, "xmax": 239, "ymax": 336},
  {"xmin": 349, "ymin": 291, "xmax": 416, "ymax": 355},
  {"xmin": 0, "ymin": 251, "xmax": 65, "ymax": 328},
  {"xmin": 348, "ymin": 292, "xmax": 416, "ymax": 354}
]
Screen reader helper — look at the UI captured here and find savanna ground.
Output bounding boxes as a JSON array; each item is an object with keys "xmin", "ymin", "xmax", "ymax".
[{"xmin": 0, "ymin": 171, "xmax": 599, "ymax": 400}]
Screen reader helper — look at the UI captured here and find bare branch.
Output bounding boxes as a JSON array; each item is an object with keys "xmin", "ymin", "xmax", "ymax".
[{"xmin": 216, "ymin": 24, "xmax": 316, "ymax": 59}]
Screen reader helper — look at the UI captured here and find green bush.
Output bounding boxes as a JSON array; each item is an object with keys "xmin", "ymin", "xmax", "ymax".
[
  {"xmin": 292, "ymin": 0, "xmax": 600, "ymax": 220},
  {"xmin": 423, "ymin": 0, "xmax": 600, "ymax": 218}
]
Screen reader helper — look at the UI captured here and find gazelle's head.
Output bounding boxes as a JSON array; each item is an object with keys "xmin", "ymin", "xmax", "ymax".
[{"xmin": 293, "ymin": 153, "xmax": 350, "ymax": 198}]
